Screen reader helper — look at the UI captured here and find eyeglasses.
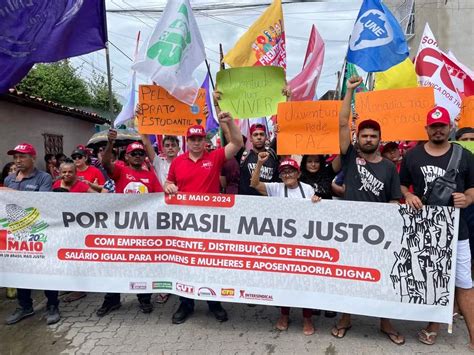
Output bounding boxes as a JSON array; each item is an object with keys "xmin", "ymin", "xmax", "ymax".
[
  {"xmin": 279, "ymin": 170, "xmax": 298, "ymax": 178},
  {"xmin": 71, "ymin": 155, "xmax": 84, "ymax": 160},
  {"xmin": 130, "ymin": 150, "xmax": 145, "ymax": 157}
]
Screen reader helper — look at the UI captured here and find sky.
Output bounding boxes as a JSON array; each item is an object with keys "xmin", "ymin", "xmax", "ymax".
[{"xmin": 74, "ymin": 0, "xmax": 364, "ymax": 103}]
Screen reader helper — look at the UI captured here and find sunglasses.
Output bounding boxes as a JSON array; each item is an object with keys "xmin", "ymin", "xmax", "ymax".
[
  {"xmin": 71, "ymin": 155, "xmax": 84, "ymax": 160},
  {"xmin": 129, "ymin": 150, "xmax": 145, "ymax": 157}
]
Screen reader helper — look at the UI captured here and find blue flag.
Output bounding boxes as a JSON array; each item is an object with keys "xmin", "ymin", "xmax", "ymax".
[
  {"xmin": 347, "ymin": 0, "xmax": 408, "ymax": 72},
  {"xmin": 0, "ymin": 0, "xmax": 107, "ymax": 92}
]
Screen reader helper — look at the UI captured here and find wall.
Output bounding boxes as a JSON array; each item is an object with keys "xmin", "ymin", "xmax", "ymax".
[{"xmin": 0, "ymin": 101, "xmax": 98, "ymax": 172}]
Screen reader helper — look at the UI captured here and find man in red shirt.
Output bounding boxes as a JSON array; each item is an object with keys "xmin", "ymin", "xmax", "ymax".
[
  {"xmin": 165, "ymin": 111, "xmax": 243, "ymax": 324},
  {"xmin": 94, "ymin": 132, "xmax": 163, "ymax": 317}
]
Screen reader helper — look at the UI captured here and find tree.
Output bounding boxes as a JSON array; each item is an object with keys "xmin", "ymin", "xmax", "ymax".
[
  {"xmin": 88, "ymin": 71, "xmax": 122, "ymax": 114},
  {"xmin": 17, "ymin": 61, "xmax": 92, "ymax": 107}
]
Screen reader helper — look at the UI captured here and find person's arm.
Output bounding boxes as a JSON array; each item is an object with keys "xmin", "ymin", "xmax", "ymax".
[
  {"xmin": 86, "ymin": 178, "xmax": 103, "ymax": 193},
  {"xmin": 87, "ymin": 187, "xmax": 98, "ymax": 193},
  {"xmin": 330, "ymin": 155, "xmax": 342, "ymax": 173},
  {"xmin": 249, "ymin": 152, "xmax": 269, "ymax": 196},
  {"xmin": 163, "ymin": 160, "xmax": 178, "ymax": 194},
  {"xmin": 141, "ymin": 134, "xmax": 157, "ymax": 162},
  {"xmin": 219, "ymin": 111, "xmax": 244, "ymax": 160},
  {"xmin": 399, "ymin": 154, "xmax": 423, "ymax": 209},
  {"xmin": 102, "ymin": 129, "xmax": 117, "ymax": 176},
  {"xmin": 339, "ymin": 76, "xmax": 362, "ymax": 155}
]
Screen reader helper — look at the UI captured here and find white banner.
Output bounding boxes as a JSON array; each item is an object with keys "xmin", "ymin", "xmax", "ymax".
[{"xmin": 0, "ymin": 192, "xmax": 458, "ymax": 323}]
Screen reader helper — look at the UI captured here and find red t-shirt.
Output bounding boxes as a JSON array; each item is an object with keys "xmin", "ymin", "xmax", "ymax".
[
  {"xmin": 167, "ymin": 148, "xmax": 226, "ymax": 193},
  {"xmin": 53, "ymin": 179, "xmax": 90, "ymax": 193},
  {"xmin": 76, "ymin": 166, "xmax": 106, "ymax": 185},
  {"xmin": 111, "ymin": 163, "xmax": 163, "ymax": 194}
]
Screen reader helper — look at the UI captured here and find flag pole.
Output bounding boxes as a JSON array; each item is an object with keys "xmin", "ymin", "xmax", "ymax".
[
  {"xmin": 102, "ymin": 0, "xmax": 114, "ymax": 117},
  {"xmin": 205, "ymin": 60, "xmax": 215, "ymax": 90}
]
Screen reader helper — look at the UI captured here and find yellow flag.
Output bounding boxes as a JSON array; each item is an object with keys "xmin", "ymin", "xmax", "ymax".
[
  {"xmin": 374, "ymin": 57, "xmax": 418, "ymax": 91},
  {"xmin": 223, "ymin": 0, "xmax": 286, "ymax": 69}
]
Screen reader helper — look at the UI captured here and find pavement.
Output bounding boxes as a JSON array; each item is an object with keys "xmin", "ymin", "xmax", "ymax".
[{"xmin": 0, "ymin": 290, "xmax": 471, "ymax": 354}]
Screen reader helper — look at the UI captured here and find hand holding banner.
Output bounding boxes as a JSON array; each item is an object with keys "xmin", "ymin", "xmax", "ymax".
[
  {"xmin": 277, "ymin": 101, "xmax": 341, "ymax": 155},
  {"xmin": 355, "ymin": 87, "xmax": 435, "ymax": 141},
  {"xmin": 216, "ymin": 66, "xmax": 286, "ymax": 119},
  {"xmin": 137, "ymin": 85, "xmax": 206, "ymax": 136}
]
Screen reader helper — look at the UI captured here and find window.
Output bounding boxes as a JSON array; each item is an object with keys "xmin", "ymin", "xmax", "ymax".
[{"xmin": 43, "ymin": 133, "xmax": 63, "ymax": 155}]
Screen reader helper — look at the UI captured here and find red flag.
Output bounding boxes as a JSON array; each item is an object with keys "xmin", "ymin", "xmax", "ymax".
[
  {"xmin": 288, "ymin": 25, "xmax": 325, "ymax": 101},
  {"xmin": 441, "ymin": 51, "xmax": 474, "ymax": 97}
]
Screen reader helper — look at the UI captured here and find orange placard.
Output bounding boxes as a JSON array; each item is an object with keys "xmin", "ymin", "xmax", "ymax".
[
  {"xmin": 137, "ymin": 85, "xmax": 207, "ymax": 136},
  {"xmin": 355, "ymin": 87, "xmax": 435, "ymax": 141},
  {"xmin": 277, "ymin": 101, "xmax": 341, "ymax": 155},
  {"xmin": 458, "ymin": 96, "xmax": 474, "ymax": 128}
]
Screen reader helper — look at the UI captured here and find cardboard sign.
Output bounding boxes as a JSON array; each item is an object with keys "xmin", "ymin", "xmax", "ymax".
[
  {"xmin": 458, "ymin": 96, "xmax": 474, "ymax": 128},
  {"xmin": 216, "ymin": 66, "xmax": 286, "ymax": 119},
  {"xmin": 137, "ymin": 85, "xmax": 206, "ymax": 136},
  {"xmin": 277, "ymin": 101, "xmax": 341, "ymax": 155},
  {"xmin": 355, "ymin": 87, "xmax": 435, "ymax": 141}
]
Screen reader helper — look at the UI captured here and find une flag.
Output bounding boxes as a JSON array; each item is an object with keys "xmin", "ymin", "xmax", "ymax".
[
  {"xmin": 132, "ymin": 0, "xmax": 206, "ymax": 105},
  {"xmin": 224, "ymin": 0, "xmax": 286, "ymax": 69},
  {"xmin": 414, "ymin": 23, "xmax": 461, "ymax": 120},
  {"xmin": 288, "ymin": 25, "xmax": 325, "ymax": 101},
  {"xmin": 374, "ymin": 57, "xmax": 418, "ymax": 91},
  {"xmin": 347, "ymin": 0, "xmax": 409, "ymax": 72},
  {"xmin": 0, "ymin": 0, "xmax": 107, "ymax": 92}
]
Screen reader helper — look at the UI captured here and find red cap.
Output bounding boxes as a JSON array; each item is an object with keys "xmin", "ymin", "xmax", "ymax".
[
  {"xmin": 8, "ymin": 143, "xmax": 36, "ymax": 156},
  {"xmin": 278, "ymin": 158, "xmax": 300, "ymax": 173},
  {"xmin": 426, "ymin": 106, "xmax": 450, "ymax": 126},
  {"xmin": 126, "ymin": 142, "xmax": 145, "ymax": 154},
  {"xmin": 357, "ymin": 119, "xmax": 381, "ymax": 133},
  {"xmin": 186, "ymin": 125, "xmax": 206, "ymax": 138},
  {"xmin": 249, "ymin": 123, "xmax": 266, "ymax": 136}
]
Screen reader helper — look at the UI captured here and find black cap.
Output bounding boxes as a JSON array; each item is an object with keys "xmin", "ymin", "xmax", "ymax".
[{"xmin": 71, "ymin": 149, "xmax": 86, "ymax": 157}]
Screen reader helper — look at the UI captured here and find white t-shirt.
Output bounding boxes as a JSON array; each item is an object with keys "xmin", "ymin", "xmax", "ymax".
[
  {"xmin": 152, "ymin": 156, "xmax": 172, "ymax": 187},
  {"xmin": 264, "ymin": 182, "xmax": 314, "ymax": 200}
]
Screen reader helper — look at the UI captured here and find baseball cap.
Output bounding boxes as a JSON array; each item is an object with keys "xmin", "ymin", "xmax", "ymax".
[
  {"xmin": 380, "ymin": 142, "xmax": 399, "ymax": 154},
  {"xmin": 278, "ymin": 158, "xmax": 300, "ymax": 173},
  {"xmin": 126, "ymin": 142, "xmax": 145, "ymax": 154},
  {"xmin": 427, "ymin": 106, "xmax": 450, "ymax": 126},
  {"xmin": 8, "ymin": 143, "xmax": 36, "ymax": 156},
  {"xmin": 71, "ymin": 148, "xmax": 87, "ymax": 157},
  {"xmin": 357, "ymin": 119, "xmax": 381, "ymax": 133},
  {"xmin": 186, "ymin": 125, "xmax": 206, "ymax": 138},
  {"xmin": 249, "ymin": 123, "xmax": 266, "ymax": 136}
]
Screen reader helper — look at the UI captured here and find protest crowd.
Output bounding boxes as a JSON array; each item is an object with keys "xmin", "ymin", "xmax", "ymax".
[{"xmin": 1, "ymin": 0, "xmax": 474, "ymax": 352}]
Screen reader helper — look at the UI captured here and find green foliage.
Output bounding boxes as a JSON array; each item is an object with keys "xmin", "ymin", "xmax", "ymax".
[
  {"xmin": 17, "ymin": 61, "xmax": 92, "ymax": 106},
  {"xmin": 17, "ymin": 61, "xmax": 122, "ymax": 114}
]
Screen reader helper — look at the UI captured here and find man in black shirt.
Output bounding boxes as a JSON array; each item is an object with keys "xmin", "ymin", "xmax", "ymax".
[
  {"xmin": 400, "ymin": 106, "xmax": 474, "ymax": 350},
  {"xmin": 331, "ymin": 76, "xmax": 405, "ymax": 345}
]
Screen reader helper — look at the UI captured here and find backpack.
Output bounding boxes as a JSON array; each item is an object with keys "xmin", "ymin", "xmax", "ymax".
[{"xmin": 422, "ymin": 144, "xmax": 463, "ymax": 206}]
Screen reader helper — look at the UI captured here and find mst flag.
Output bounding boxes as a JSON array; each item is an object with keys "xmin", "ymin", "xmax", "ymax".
[
  {"xmin": 132, "ymin": 0, "xmax": 206, "ymax": 105},
  {"xmin": 414, "ymin": 23, "xmax": 461, "ymax": 121},
  {"xmin": 223, "ymin": 0, "xmax": 286, "ymax": 69},
  {"xmin": 288, "ymin": 25, "xmax": 325, "ymax": 101},
  {"xmin": 0, "ymin": 0, "xmax": 107, "ymax": 92},
  {"xmin": 347, "ymin": 0, "xmax": 409, "ymax": 72}
]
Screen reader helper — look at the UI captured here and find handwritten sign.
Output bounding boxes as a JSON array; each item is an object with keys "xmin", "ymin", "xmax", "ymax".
[
  {"xmin": 277, "ymin": 101, "xmax": 341, "ymax": 155},
  {"xmin": 216, "ymin": 66, "xmax": 286, "ymax": 119},
  {"xmin": 137, "ymin": 85, "xmax": 206, "ymax": 136},
  {"xmin": 458, "ymin": 96, "xmax": 474, "ymax": 128},
  {"xmin": 355, "ymin": 87, "xmax": 435, "ymax": 141}
]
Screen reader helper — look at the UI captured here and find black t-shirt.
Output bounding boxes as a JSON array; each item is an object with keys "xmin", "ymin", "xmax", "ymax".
[
  {"xmin": 236, "ymin": 148, "xmax": 279, "ymax": 195},
  {"xmin": 300, "ymin": 165, "xmax": 336, "ymax": 200},
  {"xmin": 342, "ymin": 144, "xmax": 402, "ymax": 203},
  {"xmin": 399, "ymin": 143, "xmax": 474, "ymax": 241}
]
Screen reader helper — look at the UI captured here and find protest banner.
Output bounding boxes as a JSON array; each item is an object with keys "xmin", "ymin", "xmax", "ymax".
[
  {"xmin": 458, "ymin": 96, "xmax": 474, "ymax": 128},
  {"xmin": 137, "ymin": 85, "xmax": 207, "ymax": 135},
  {"xmin": 277, "ymin": 101, "xmax": 341, "ymax": 155},
  {"xmin": 216, "ymin": 66, "xmax": 286, "ymax": 119},
  {"xmin": 0, "ymin": 192, "xmax": 458, "ymax": 323},
  {"xmin": 455, "ymin": 141, "xmax": 474, "ymax": 153},
  {"xmin": 355, "ymin": 87, "xmax": 435, "ymax": 141}
]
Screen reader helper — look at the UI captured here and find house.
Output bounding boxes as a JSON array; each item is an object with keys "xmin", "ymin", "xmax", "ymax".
[{"xmin": 0, "ymin": 89, "xmax": 109, "ymax": 171}]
